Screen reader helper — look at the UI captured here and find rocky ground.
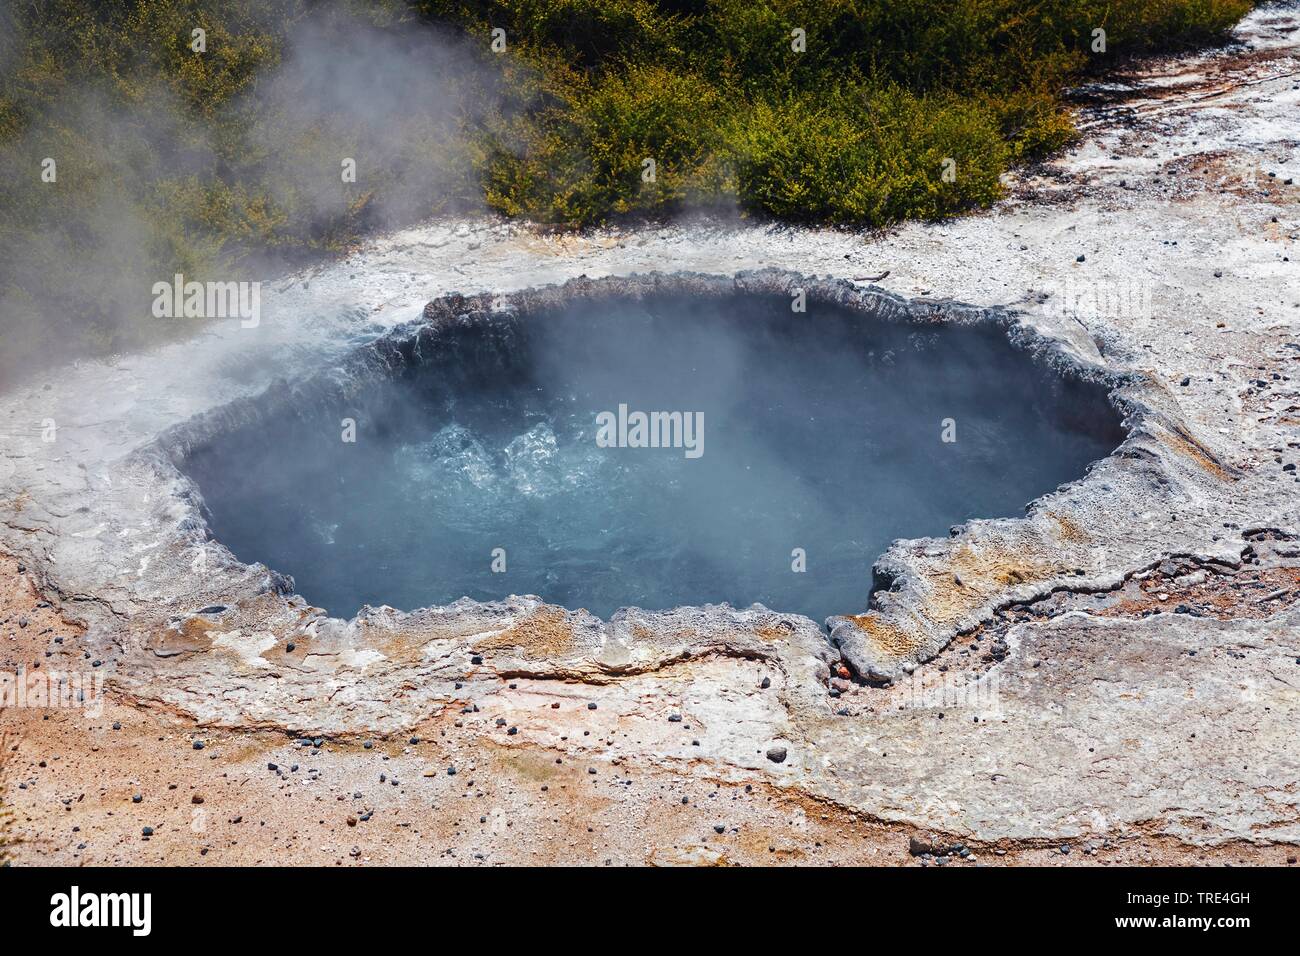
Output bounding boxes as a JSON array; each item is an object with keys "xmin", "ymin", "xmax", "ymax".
[
  {"xmin": 4, "ymin": 553, "xmax": 1296, "ymax": 866},
  {"xmin": 3, "ymin": 4, "xmax": 1299, "ymax": 865}
]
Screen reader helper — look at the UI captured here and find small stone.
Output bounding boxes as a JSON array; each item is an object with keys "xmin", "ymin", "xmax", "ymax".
[
  {"xmin": 142, "ymin": 826, "xmax": 154, "ymax": 837},
  {"xmin": 765, "ymin": 746, "xmax": 788, "ymax": 764},
  {"xmin": 132, "ymin": 794, "xmax": 142, "ymax": 803},
  {"xmin": 760, "ymin": 676, "xmax": 771, "ymax": 689},
  {"xmin": 909, "ymin": 835, "xmax": 932, "ymax": 856},
  {"xmin": 192, "ymin": 740, "xmax": 205, "ymax": 750}
]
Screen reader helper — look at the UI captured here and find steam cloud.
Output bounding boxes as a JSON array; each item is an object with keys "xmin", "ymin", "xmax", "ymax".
[{"xmin": 0, "ymin": 4, "xmax": 503, "ymax": 386}]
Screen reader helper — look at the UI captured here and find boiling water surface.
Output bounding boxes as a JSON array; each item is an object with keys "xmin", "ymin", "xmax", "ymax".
[{"xmin": 185, "ymin": 294, "xmax": 1124, "ymax": 621}]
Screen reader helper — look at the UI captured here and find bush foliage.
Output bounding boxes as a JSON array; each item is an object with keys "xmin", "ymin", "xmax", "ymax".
[{"xmin": 0, "ymin": 0, "xmax": 1254, "ymax": 379}]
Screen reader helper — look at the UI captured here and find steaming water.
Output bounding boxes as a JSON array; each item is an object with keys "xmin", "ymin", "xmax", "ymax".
[{"xmin": 185, "ymin": 293, "xmax": 1124, "ymax": 622}]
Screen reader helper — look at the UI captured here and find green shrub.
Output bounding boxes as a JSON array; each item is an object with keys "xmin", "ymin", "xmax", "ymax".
[
  {"xmin": 484, "ymin": 63, "xmax": 731, "ymax": 224},
  {"xmin": 729, "ymin": 86, "xmax": 1009, "ymax": 224},
  {"xmin": 455, "ymin": 0, "xmax": 1253, "ymax": 225},
  {"xmin": 0, "ymin": 0, "xmax": 1258, "ymax": 381}
]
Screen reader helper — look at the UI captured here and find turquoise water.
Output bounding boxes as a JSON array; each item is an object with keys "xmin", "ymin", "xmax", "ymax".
[{"xmin": 185, "ymin": 293, "xmax": 1123, "ymax": 622}]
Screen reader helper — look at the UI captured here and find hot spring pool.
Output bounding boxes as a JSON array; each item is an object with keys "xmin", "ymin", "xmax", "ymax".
[{"xmin": 181, "ymin": 288, "xmax": 1124, "ymax": 622}]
